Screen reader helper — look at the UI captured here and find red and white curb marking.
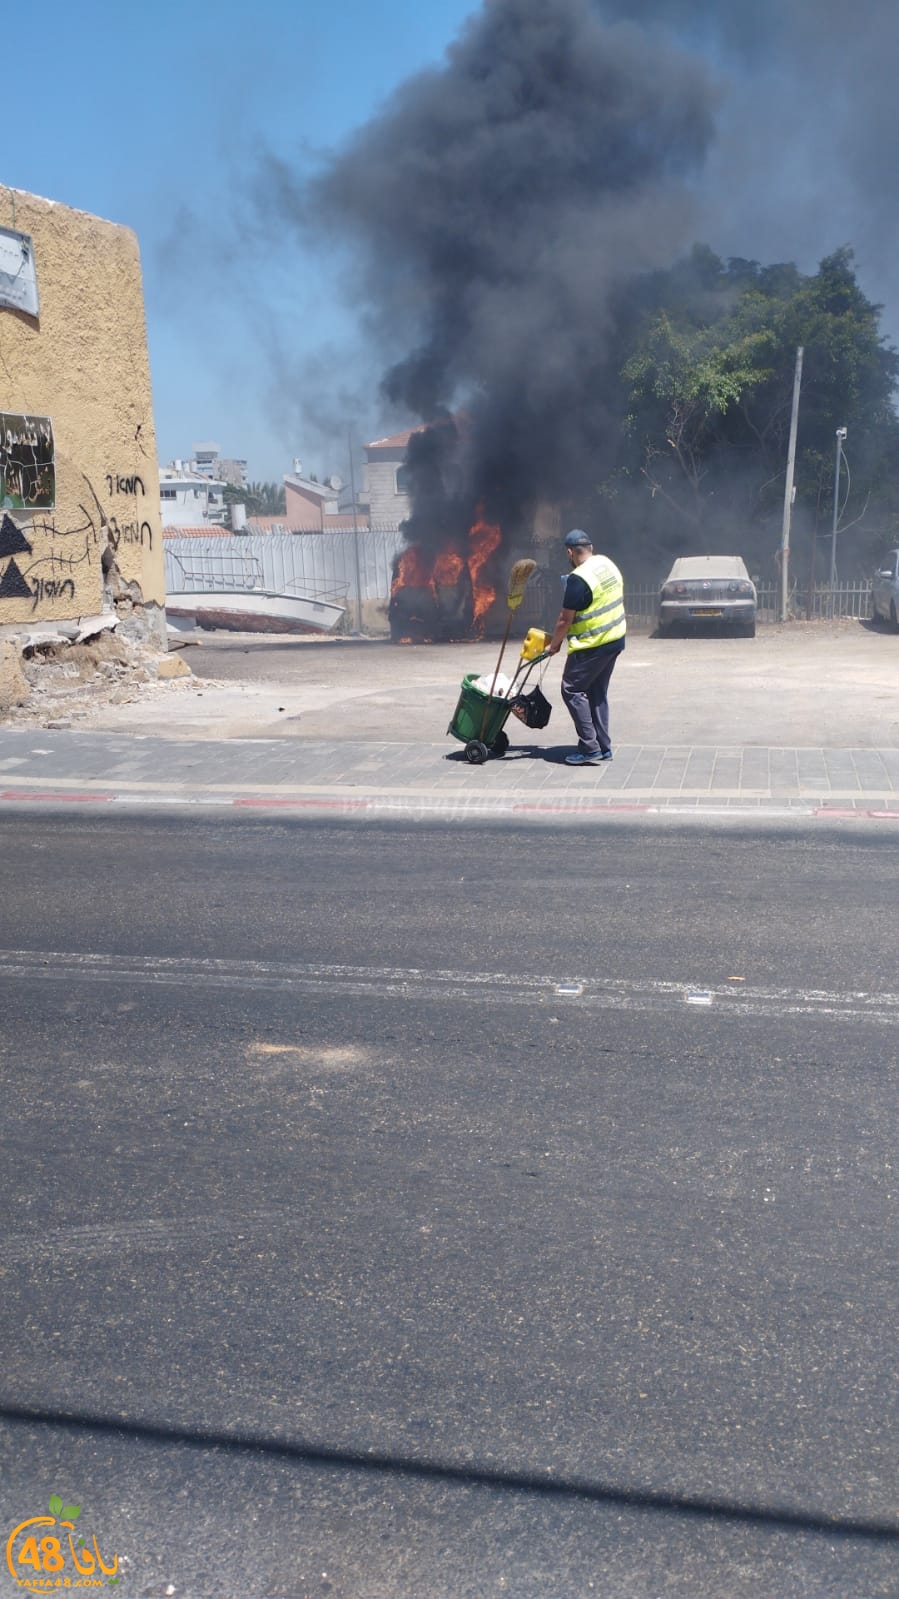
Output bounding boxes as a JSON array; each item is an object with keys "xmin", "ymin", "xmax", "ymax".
[{"xmin": 2, "ymin": 788, "xmax": 899, "ymax": 821}]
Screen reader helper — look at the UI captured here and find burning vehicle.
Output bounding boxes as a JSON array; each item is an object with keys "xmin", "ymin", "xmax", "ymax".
[
  {"xmin": 389, "ymin": 511, "xmax": 503, "ymax": 643},
  {"xmin": 389, "ymin": 546, "xmax": 472, "ymax": 643}
]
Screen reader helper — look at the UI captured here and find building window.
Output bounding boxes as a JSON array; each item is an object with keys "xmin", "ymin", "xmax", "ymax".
[
  {"xmin": 161, "ymin": 488, "xmax": 177, "ymax": 500},
  {"xmin": 395, "ymin": 465, "xmax": 412, "ymax": 495}
]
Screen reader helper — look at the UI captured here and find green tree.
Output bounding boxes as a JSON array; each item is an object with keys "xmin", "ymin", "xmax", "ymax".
[
  {"xmin": 223, "ymin": 480, "xmax": 287, "ymax": 519},
  {"xmin": 622, "ymin": 305, "xmax": 777, "ymax": 525},
  {"xmin": 616, "ymin": 246, "xmax": 899, "ymax": 573},
  {"xmin": 246, "ymin": 480, "xmax": 287, "ymax": 516}
]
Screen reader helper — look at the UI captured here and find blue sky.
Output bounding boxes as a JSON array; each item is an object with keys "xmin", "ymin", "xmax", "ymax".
[
  {"xmin": 4, "ymin": 0, "xmax": 477, "ymax": 482},
  {"xmin": 6, "ymin": 1, "xmax": 898, "ymax": 488}
]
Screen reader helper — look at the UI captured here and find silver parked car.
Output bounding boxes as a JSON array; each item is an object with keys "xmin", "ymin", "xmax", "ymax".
[
  {"xmin": 658, "ymin": 555, "xmax": 757, "ymax": 636},
  {"xmin": 871, "ymin": 550, "xmax": 899, "ymax": 629}
]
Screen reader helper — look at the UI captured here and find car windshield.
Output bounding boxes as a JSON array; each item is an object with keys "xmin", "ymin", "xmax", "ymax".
[{"xmin": 666, "ymin": 557, "xmax": 750, "ymax": 582}]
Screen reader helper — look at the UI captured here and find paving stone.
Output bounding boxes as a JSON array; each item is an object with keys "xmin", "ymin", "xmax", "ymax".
[{"xmin": 2, "ymin": 728, "xmax": 899, "ymax": 816}]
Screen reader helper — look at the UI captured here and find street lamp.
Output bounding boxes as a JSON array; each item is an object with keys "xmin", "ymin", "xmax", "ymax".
[
  {"xmin": 779, "ymin": 347, "xmax": 804, "ymax": 622},
  {"xmin": 348, "ymin": 431, "xmax": 363, "ymax": 634},
  {"xmin": 829, "ymin": 427, "xmax": 847, "ymax": 591}
]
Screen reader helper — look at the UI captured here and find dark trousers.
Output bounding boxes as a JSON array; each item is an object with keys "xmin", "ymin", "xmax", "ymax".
[{"xmin": 561, "ymin": 639, "xmax": 625, "ymax": 754}]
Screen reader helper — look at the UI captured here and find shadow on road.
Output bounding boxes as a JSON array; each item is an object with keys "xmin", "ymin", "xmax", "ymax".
[{"xmin": 1, "ymin": 1403, "xmax": 895, "ymax": 1544}]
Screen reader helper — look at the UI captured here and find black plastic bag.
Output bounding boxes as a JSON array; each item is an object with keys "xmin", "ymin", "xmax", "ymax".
[{"xmin": 512, "ymin": 684, "xmax": 552, "ymax": 729}]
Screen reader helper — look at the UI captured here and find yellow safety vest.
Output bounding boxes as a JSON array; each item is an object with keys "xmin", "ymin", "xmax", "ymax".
[{"xmin": 566, "ymin": 554, "xmax": 626, "ymax": 651}]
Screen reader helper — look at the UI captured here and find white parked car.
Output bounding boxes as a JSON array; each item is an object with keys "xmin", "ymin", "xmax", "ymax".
[
  {"xmin": 871, "ymin": 550, "xmax": 899, "ymax": 628},
  {"xmin": 658, "ymin": 555, "xmax": 757, "ymax": 637}
]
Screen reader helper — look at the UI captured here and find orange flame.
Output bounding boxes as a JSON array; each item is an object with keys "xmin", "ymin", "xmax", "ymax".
[
  {"xmin": 390, "ymin": 513, "xmax": 503, "ymax": 640},
  {"xmin": 391, "ymin": 545, "xmax": 433, "ymax": 595},
  {"xmin": 433, "ymin": 547, "xmax": 466, "ymax": 587},
  {"xmin": 468, "ymin": 509, "xmax": 502, "ymax": 626}
]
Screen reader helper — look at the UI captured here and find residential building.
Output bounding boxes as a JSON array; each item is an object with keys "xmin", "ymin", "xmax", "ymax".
[
  {"xmin": 283, "ymin": 460, "xmax": 369, "ymax": 531},
  {"xmin": 159, "ymin": 464, "xmax": 229, "ymax": 527},
  {"xmin": 364, "ymin": 426, "xmax": 428, "ymax": 527},
  {"xmin": 192, "ymin": 443, "xmax": 247, "ymax": 490},
  {"xmin": 280, "ymin": 429, "xmax": 428, "ymax": 534}
]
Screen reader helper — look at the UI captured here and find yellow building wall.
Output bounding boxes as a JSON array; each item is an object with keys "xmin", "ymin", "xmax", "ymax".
[{"xmin": 0, "ymin": 186, "xmax": 165, "ymax": 637}]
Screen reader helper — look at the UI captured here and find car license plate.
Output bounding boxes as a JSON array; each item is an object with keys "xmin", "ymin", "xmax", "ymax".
[{"xmin": 693, "ymin": 607, "xmax": 722, "ymax": 616}]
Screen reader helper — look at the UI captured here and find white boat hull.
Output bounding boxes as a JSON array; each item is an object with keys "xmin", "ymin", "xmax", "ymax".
[{"xmin": 166, "ymin": 589, "xmax": 345, "ymax": 635}]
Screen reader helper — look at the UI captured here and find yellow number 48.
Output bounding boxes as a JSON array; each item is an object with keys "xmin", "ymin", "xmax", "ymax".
[{"xmin": 18, "ymin": 1533, "xmax": 65, "ymax": 1571}]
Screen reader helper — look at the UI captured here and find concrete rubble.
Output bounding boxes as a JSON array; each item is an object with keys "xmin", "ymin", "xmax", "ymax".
[{"xmin": 0, "ymin": 619, "xmax": 194, "ymax": 729}]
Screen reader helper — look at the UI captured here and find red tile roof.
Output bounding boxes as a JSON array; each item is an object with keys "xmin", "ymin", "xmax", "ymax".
[
  {"xmin": 248, "ymin": 515, "xmax": 372, "ymax": 533},
  {"xmin": 364, "ymin": 424, "xmax": 428, "ymax": 451},
  {"xmin": 365, "ymin": 416, "xmax": 467, "ymax": 451},
  {"xmin": 162, "ymin": 525, "xmax": 233, "ymax": 539},
  {"xmin": 163, "ymin": 519, "xmax": 377, "ymax": 539}
]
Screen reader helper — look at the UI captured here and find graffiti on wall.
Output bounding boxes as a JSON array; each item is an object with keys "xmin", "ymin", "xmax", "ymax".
[
  {"xmin": 105, "ymin": 473, "xmax": 145, "ymax": 497},
  {"xmin": 106, "ymin": 514, "xmax": 153, "ymax": 551},
  {"xmin": 0, "ymin": 463, "xmax": 153, "ymax": 612},
  {"xmin": 0, "ymin": 510, "xmax": 91, "ymax": 610},
  {"xmin": 0, "ymin": 413, "xmax": 55, "ymax": 510},
  {"xmin": 0, "ymin": 513, "xmax": 35, "ymax": 600}
]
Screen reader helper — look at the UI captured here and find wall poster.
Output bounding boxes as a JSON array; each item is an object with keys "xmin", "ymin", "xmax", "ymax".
[
  {"xmin": 0, "ymin": 413, "xmax": 55, "ymax": 510},
  {"xmin": 0, "ymin": 227, "xmax": 39, "ymax": 316}
]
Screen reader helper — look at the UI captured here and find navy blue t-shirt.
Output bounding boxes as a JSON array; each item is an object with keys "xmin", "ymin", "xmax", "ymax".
[{"xmin": 563, "ymin": 573, "xmax": 592, "ymax": 612}]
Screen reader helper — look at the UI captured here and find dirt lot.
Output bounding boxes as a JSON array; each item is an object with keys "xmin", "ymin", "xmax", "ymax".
[{"xmin": 4, "ymin": 617, "xmax": 896, "ymax": 749}]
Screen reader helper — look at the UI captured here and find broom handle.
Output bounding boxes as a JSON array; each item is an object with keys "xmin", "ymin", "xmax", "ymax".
[{"xmin": 479, "ymin": 608, "xmax": 514, "ymax": 742}]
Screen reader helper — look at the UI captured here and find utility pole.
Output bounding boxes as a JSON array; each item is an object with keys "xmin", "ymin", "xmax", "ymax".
[
  {"xmin": 779, "ymin": 345, "xmax": 803, "ymax": 622},
  {"xmin": 829, "ymin": 427, "xmax": 847, "ymax": 593},
  {"xmin": 348, "ymin": 431, "xmax": 363, "ymax": 634}
]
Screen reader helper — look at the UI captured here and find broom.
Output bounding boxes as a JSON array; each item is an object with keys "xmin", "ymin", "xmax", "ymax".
[{"xmin": 480, "ymin": 558, "xmax": 538, "ymax": 736}]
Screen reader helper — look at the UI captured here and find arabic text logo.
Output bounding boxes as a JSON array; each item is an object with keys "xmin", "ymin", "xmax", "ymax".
[{"xmin": 5, "ymin": 1496, "xmax": 121, "ymax": 1589}]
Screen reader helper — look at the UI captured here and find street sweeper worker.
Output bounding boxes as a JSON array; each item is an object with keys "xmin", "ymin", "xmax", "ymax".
[{"xmin": 547, "ymin": 529, "xmax": 626, "ymax": 766}]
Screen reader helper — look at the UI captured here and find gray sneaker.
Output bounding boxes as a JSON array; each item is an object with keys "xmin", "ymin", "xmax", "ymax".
[{"xmin": 564, "ymin": 749, "xmax": 612, "ymax": 766}]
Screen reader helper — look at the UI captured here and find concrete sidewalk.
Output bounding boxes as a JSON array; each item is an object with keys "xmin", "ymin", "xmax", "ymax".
[
  {"xmin": 3, "ymin": 626, "xmax": 898, "ymax": 822},
  {"xmin": 2, "ymin": 727, "xmax": 899, "ymax": 822}
]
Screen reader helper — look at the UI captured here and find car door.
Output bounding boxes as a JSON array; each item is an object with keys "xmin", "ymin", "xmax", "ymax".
[{"xmin": 874, "ymin": 551, "xmax": 899, "ymax": 621}]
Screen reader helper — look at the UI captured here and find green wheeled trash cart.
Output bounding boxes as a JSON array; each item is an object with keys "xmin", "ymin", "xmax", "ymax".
[{"xmin": 447, "ymin": 651, "xmax": 550, "ymax": 765}]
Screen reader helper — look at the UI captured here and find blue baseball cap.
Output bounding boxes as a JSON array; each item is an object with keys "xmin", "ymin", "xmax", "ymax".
[{"xmin": 564, "ymin": 529, "xmax": 592, "ymax": 548}]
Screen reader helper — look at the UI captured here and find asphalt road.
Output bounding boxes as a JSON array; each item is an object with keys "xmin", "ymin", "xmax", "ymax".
[{"xmin": 0, "ymin": 815, "xmax": 896, "ymax": 1598}]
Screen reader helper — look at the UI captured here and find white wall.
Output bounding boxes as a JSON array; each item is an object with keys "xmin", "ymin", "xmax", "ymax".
[
  {"xmin": 159, "ymin": 477, "xmax": 228, "ymax": 527},
  {"xmin": 365, "ymin": 453, "xmax": 410, "ymax": 528}
]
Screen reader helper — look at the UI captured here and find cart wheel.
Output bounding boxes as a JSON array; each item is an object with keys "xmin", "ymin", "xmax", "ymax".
[
  {"xmin": 491, "ymin": 730, "xmax": 510, "ymax": 757},
  {"xmin": 464, "ymin": 739, "xmax": 489, "ymax": 765}
]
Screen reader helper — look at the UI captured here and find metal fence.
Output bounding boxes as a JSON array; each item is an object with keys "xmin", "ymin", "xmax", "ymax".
[
  {"xmin": 468, "ymin": 570, "xmax": 878, "ymax": 629},
  {"xmin": 164, "ymin": 527, "xmax": 407, "ymax": 611},
  {"xmin": 164, "ymin": 538, "xmax": 875, "ymax": 630},
  {"xmin": 788, "ymin": 581, "xmax": 873, "ymax": 621}
]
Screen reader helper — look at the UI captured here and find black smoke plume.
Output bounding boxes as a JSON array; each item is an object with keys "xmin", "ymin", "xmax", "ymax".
[
  {"xmin": 302, "ymin": 0, "xmax": 716, "ymax": 560},
  {"xmin": 599, "ymin": 0, "xmax": 899, "ymax": 322}
]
